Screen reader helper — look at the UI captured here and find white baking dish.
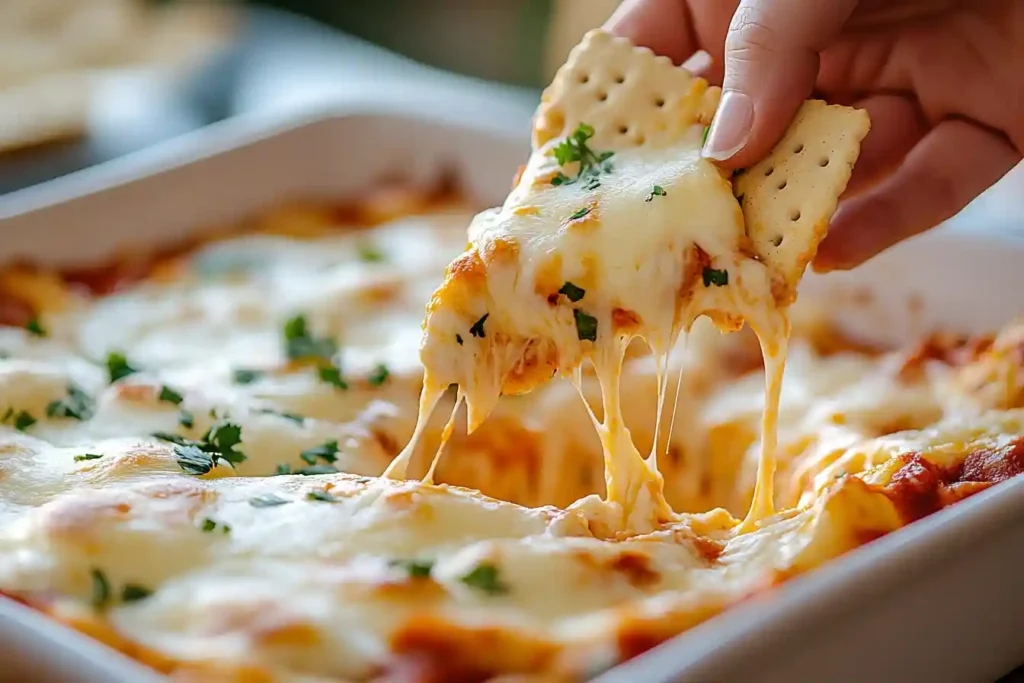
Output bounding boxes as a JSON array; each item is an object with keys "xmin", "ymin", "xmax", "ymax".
[{"xmin": 0, "ymin": 99, "xmax": 1022, "ymax": 683}]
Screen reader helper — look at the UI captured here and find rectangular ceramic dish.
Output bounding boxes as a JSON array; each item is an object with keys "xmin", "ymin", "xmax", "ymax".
[{"xmin": 0, "ymin": 99, "xmax": 1022, "ymax": 683}]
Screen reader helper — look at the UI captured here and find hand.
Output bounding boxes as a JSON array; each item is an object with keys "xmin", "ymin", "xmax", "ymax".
[{"xmin": 606, "ymin": 0, "xmax": 1023, "ymax": 270}]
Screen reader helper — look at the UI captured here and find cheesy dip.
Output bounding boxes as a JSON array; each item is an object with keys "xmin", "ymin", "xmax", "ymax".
[{"xmin": 0, "ymin": 183, "xmax": 1021, "ymax": 682}]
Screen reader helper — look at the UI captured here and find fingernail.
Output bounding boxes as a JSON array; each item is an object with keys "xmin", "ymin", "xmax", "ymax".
[
  {"xmin": 681, "ymin": 50, "xmax": 712, "ymax": 75},
  {"xmin": 702, "ymin": 90, "xmax": 753, "ymax": 161}
]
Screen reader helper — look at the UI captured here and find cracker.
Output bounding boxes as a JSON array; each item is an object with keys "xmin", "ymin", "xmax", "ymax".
[
  {"xmin": 734, "ymin": 100, "xmax": 870, "ymax": 305},
  {"xmin": 533, "ymin": 29, "xmax": 720, "ymax": 150}
]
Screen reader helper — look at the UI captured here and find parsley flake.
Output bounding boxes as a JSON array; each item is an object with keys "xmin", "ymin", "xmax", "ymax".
[
  {"xmin": 25, "ymin": 318, "xmax": 46, "ymax": 338},
  {"xmin": 249, "ymin": 493, "xmax": 289, "ymax": 508},
  {"xmin": 305, "ymin": 489, "xmax": 339, "ymax": 503},
  {"xmin": 318, "ymin": 365, "xmax": 349, "ymax": 390},
  {"xmin": 558, "ymin": 281, "xmax": 585, "ymax": 302},
  {"xmin": 275, "ymin": 463, "xmax": 292, "ymax": 475},
  {"xmin": 175, "ymin": 445, "xmax": 216, "ymax": 475},
  {"xmin": 46, "ymin": 384, "xmax": 94, "ymax": 421},
  {"xmin": 550, "ymin": 123, "xmax": 615, "ymax": 188},
  {"xmin": 459, "ymin": 563, "xmax": 509, "ymax": 596},
  {"xmin": 300, "ymin": 439, "xmax": 339, "ymax": 466},
  {"xmin": 357, "ymin": 243, "xmax": 386, "ymax": 263},
  {"xmin": 200, "ymin": 517, "xmax": 230, "ymax": 534},
  {"xmin": 569, "ymin": 207, "xmax": 591, "ymax": 221},
  {"xmin": 368, "ymin": 363, "xmax": 390, "ymax": 387},
  {"xmin": 645, "ymin": 185, "xmax": 667, "ymax": 202},
  {"xmin": 702, "ymin": 125, "xmax": 711, "ymax": 146},
  {"xmin": 158, "ymin": 385, "xmax": 184, "ymax": 405},
  {"xmin": 257, "ymin": 408, "xmax": 305, "ymax": 425},
  {"xmin": 74, "ymin": 453, "xmax": 103, "ymax": 462},
  {"xmin": 283, "ymin": 314, "xmax": 337, "ymax": 363},
  {"xmin": 106, "ymin": 352, "xmax": 139, "ymax": 383},
  {"xmin": 702, "ymin": 267, "xmax": 729, "ymax": 287},
  {"xmin": 469, "ymin": 313, "xmax": 489, "ymax": 339},
  {"xmin": 573, "ymin": 309, "xmax": 598, "ymax": 342},
  {"xmin": 154, "ymin": 421, "xmax": 247, "ymax": 475},
  {"xmin": 178, "ymin": 410, "xmax": 194, "ymax": 429},
  {"xmin": 391, "ymin": 559, "xmax": 434, "ymax": 579},
  {"xmin": 455, "ymin": 333, "xmax": 464, "ymax": 346},
  {"xmin": 90, "ymin": 568, "xmax": 111, "ymax": 609},
  {"xmin": 121, "ymin": 584, "xmax": 153, "ymax": 603},
  {"xmin": 5, "ymin": 409, "xmax": 37, "ymax": 432},
  {"xmin": 295, "ymin": 464, "xmax": 339, "ymax": 476},
  {"xmin": 232, "ymin": 369, "xmax": 264, "ymax": 385}
]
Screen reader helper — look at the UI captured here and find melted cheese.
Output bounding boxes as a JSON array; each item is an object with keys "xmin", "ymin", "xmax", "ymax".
[
  {"xmin": 391, "ymin": 127, "xmax": 796, "ymax": 534},
  {"xmin": 0, "ymin": 198, "xmax": 1021, "ymax": 681}
]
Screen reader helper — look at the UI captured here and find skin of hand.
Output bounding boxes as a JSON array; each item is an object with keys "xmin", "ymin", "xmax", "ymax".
[{"xmin": 605, "ymin": 0, "xmax": 1024, "ymax": 270}]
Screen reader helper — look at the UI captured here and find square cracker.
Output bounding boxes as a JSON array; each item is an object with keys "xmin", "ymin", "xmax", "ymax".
[
  {"xmin": 533, "ymin": 29, "xmax": 720, "ymax": 150},
  {"xmin": 734, "ymin": 100, "xmax": 870, "ymax": 305}
]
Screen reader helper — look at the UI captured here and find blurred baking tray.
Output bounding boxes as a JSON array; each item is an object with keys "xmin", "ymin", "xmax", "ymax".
[{"xmin": 0, "ymin": 96, "xmax": 1022, "ymax": 683}]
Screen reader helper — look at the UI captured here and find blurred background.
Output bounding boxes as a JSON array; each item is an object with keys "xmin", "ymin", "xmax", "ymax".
[{"xmin": 0, "ymin": 0, "xmax": 1020, "ymax": 223}]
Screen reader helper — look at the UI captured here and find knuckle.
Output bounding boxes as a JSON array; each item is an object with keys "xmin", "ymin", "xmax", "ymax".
[{"xmin": 726, "ymin": 6, "xmax": 780, "ymax": 58}]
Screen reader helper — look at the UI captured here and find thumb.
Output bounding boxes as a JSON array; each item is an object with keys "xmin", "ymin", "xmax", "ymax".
[{"xmin": 703, "ymin": 0, "xmax": 858, "ymax": 169}]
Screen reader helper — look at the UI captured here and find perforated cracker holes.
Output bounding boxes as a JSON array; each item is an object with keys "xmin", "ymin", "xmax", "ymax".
[
  {"xmin": 734, "ymin": 100, "xmax": 870, "ymax": 305},
  {"xmin": 533, "ymin": 30, "xmax": 720, "ymax": 151}
]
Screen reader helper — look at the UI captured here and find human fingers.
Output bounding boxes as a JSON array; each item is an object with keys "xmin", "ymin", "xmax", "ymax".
[
  {"xmin": 814, "ymin": 118, "xmax": 1022, "ymax": 270},
  {"xmin": 605, "ymin": 0, "xmax": 698, "ymax": 65},
  {"xmin": 703, "ymin": 0, "xmax": 858, "ymax": 168},
  {"xmin": 843, "ymin": 93, "xmax": 929, "ymax": 198}
]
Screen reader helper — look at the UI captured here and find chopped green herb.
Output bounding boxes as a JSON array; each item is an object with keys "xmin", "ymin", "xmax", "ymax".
[
  {"xmin": 175, "ymin": 445, "xmax": 216, "ymax": 475},
  {"xmin": 25, "ymin": 318, "xmax": 46, "ymax": 338},
  {"xmin": 368, "ymin": 363, "xmax": 390, "ymax": 387},
  {"xmin": 558, "ymin": 281, "xmax": 585, "ymax": 303},
  {"xmin": 121, "ymin": 584, "xmax": 153, "ymax": 603},
  {"xmin": 295, "ymin": 464, "xmax": 339, "ymax": 476},
  {"xmin": 106, "ymin": 352, "xmax": 138, "ymax": 383},
  {"xmin": 391, "ymin": 559, "xmax": 434, "ymax": 579},
  {"xmin": 550, "ymin": 123, "xmax": 615, "ymax": 188},
  {"xmin": 305, "ymin": 489, "xmax": 338, "ymax": 503},
  {"xmin": 90, "ymin": 568, "xmax": 111, "ymax": 609},
  {"xmin": 455, "ymin": 334, "xmax": 464, "ymax": 346},
  {"xmin": 12, "ymin": 410, "xmax": 36, "ymax": 432},
  {"xmin": 74, "ymin": 453, "xmax": 103, "ymax": 462},
  {"xmin": 645, "ymin": 185, "xmax": 667, "ymax": 202},
  {"xmin": 200, "ymin": 517, "xmax": 230, "ymax": 534},
  {"xmin": 469, "ymin": 313, "xmax": 489, "ymax": 339},
  {"xmin": 318, "ymin": 365, "xmax": 349, "ymax": 390},
  {"xmin": 257, "ymin": 408, "xmax": 305, "ymax": 425},
  {"xmin": 158, "ymin": 385, "xmax": 184, "ymax": 405},
  {"xmin": 357, "ymin": 243, "xmax": 386, "ymax": 263},
  {"xmin": 701, "ymin": 125, "xmax": 711, "ymax": 146},
  {"xmin": 154, "ymin": 421, "xmax": 247, "ymax": 474},
  {"xmin": 249, "ymin": 493, "xmax": 289, "ymax": 508},
  {"xmin": 178, "ymin": 410, "xmax": 194, "ymax": 429},
  {"xmin": 46, "ymin": 384, "xmax": 94, "ymax": 421},
  {"xmin": 283, "ymin": 314, "xmax": 337, "ymax": 363},
  {"xmin": 233, "ymin": 368, "xmax": 264, "ymax": 385},
  {"xmin": 204, "ymin": 422, "xmax": 246, "ymax": 465},
  {"xmin": 702, "ymin": 267, "xmax": 729, "ymax": 287},
  {"xmin": 459, "ymin": 563, "xmax": 508, "ymax": 596},
  {"xmin": 569, "ymin": 207, "xmax": 591, "ymax": 221},
  {"xmin": 300, "ymin": 439, "xmax": 339, "ymax": 466},
  {"xmin": 152, "ymin": 431, "xmax": 189, "ymax": 447},
  {"xmin": 573, "ymin": 309, "xmax": 598, "ymax": 342}
]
